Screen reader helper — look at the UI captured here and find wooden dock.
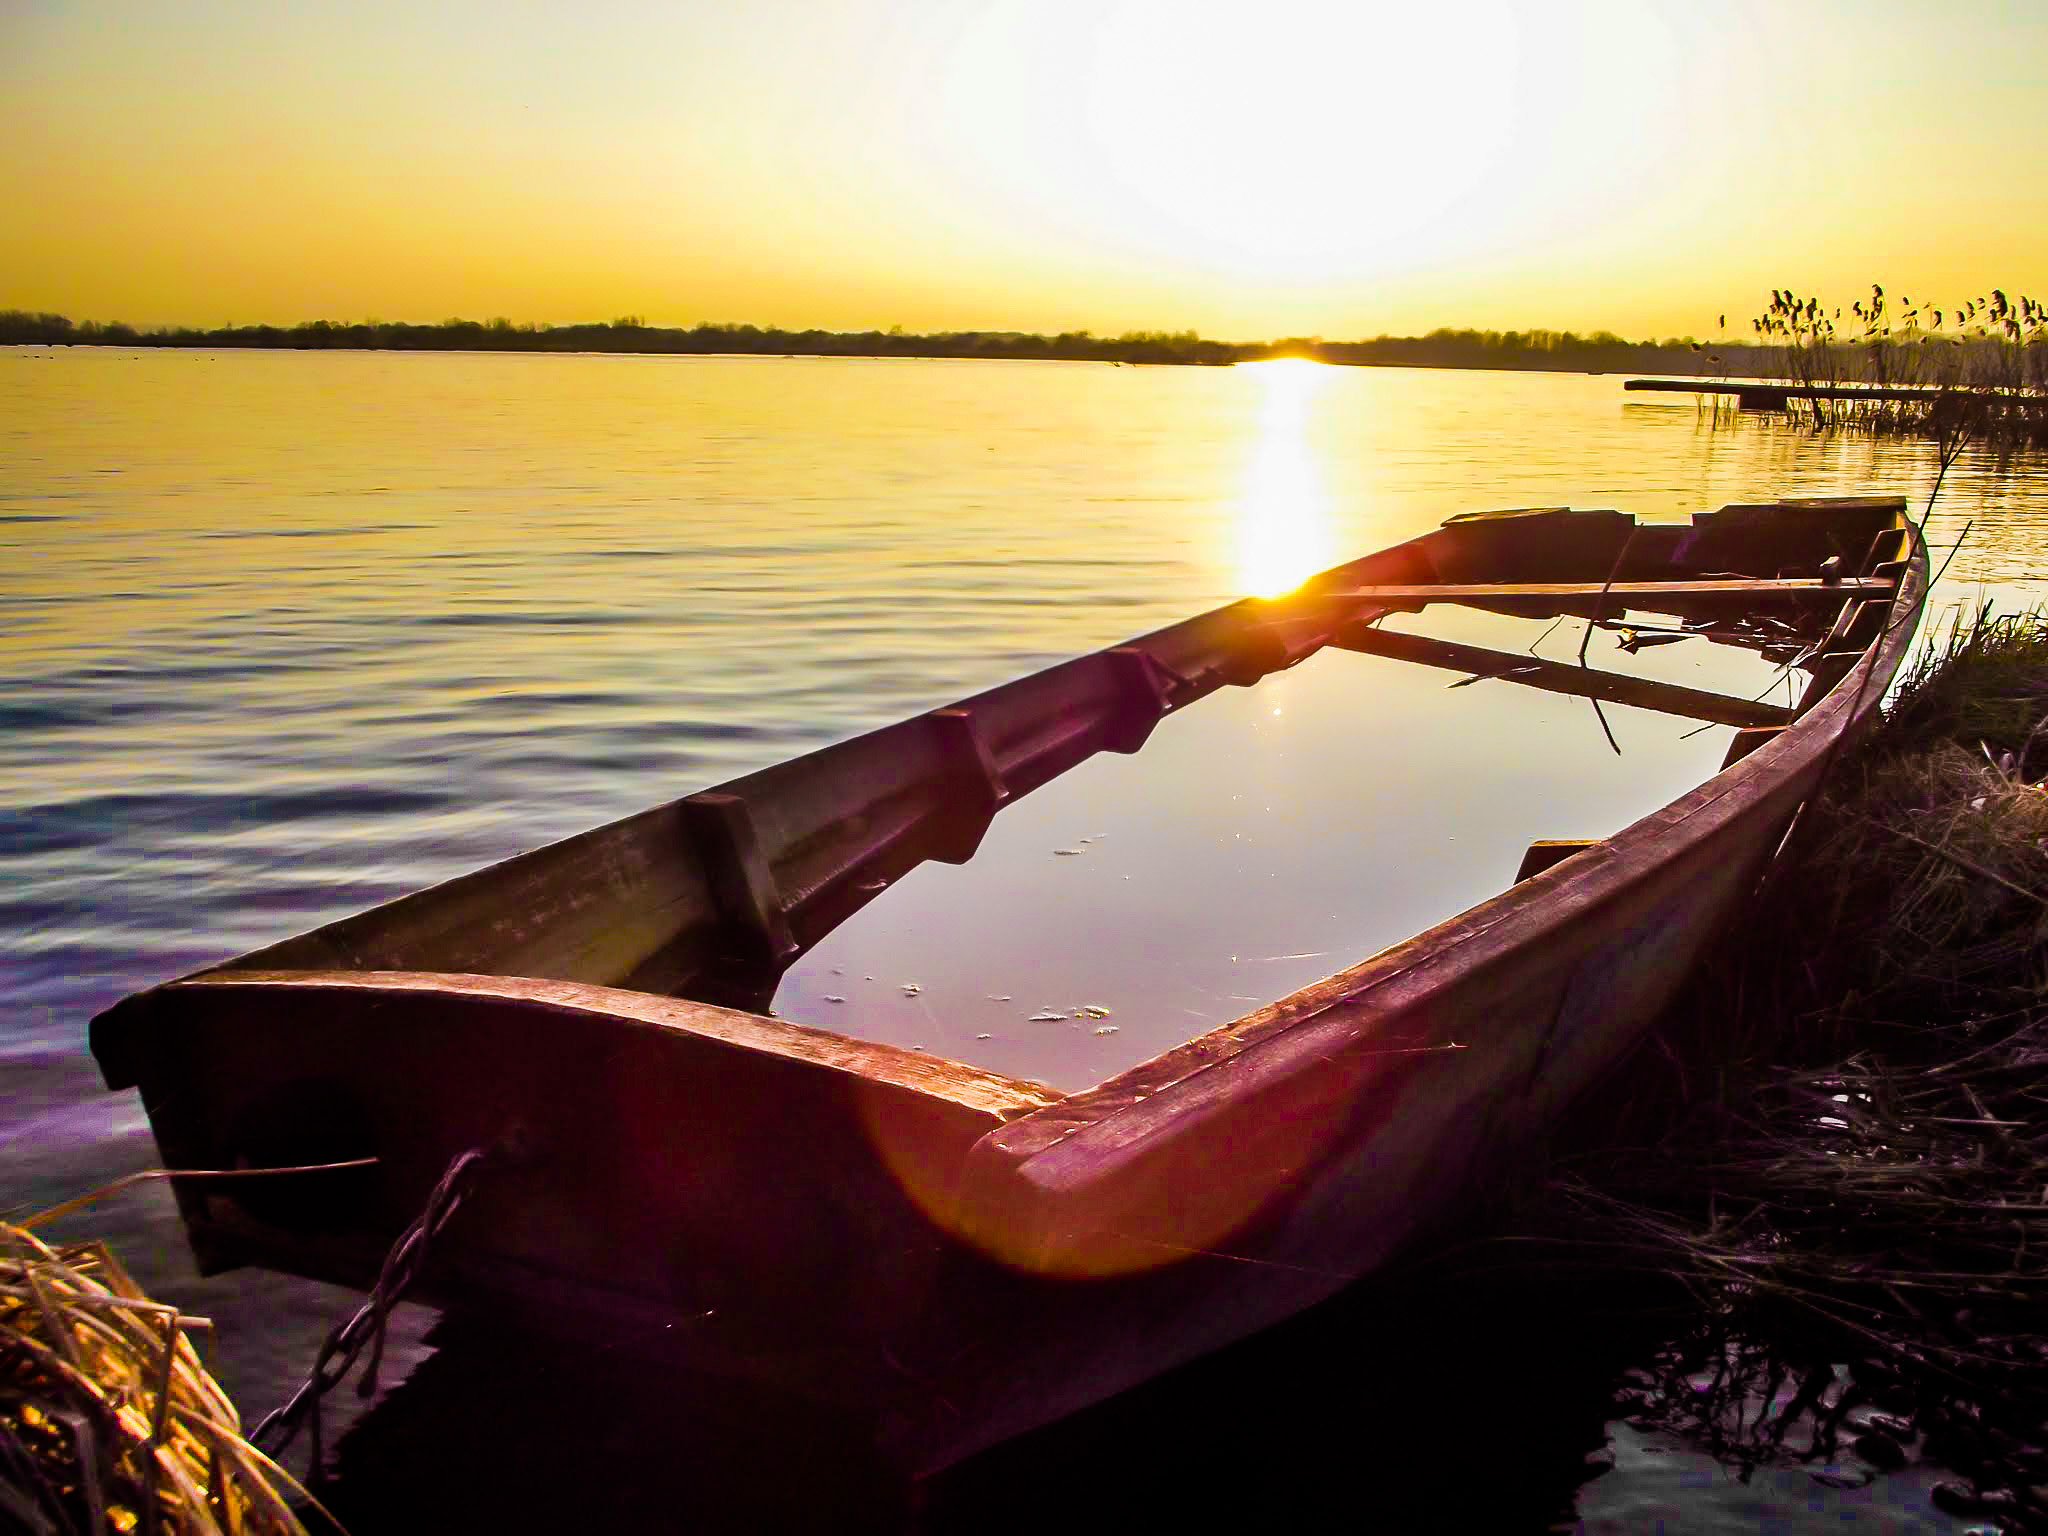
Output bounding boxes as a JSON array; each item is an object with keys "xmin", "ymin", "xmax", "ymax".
[
  {"xmin": 1623, "ymin": 377, "xmax": 2046, "ymax": 412},
  {"xmin": 1623, "ymin": 378, "xmax": 1972, "ymax": 410}
]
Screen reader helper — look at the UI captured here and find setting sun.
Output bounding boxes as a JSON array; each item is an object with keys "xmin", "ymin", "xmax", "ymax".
[
  {"xmin": 1081, "ymin": 0, "xmax": 1522, "ymax": 282},
  {"xmin": 5, "ymin": 0, "xmax": 2040, "ymax": 336}
]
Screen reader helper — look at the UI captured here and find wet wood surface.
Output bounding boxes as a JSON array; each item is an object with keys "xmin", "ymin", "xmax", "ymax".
[{"xmin": 1332, "ymin": 624, "xmax": 1798, "ymax": 729}]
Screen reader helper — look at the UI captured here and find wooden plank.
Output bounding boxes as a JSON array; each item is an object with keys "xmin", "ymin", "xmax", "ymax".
[
  {"xmin": 929, "ymin": 708, "xmax": 1009, "ymax": 808},
  {"xmin": 682, "ymin": 792, "xmax": 798, "ymax": 962},
  {"xmin": 1626, "ymin": 378, "xmax": 2042, "ymax": 405},
  {"xmin": 1331, "ymin": 624, "xmax": 1797, "ymax": 729},
  {"xmin": 1104, "ymin": 646, "xmax": 1179, "ymax": 753},
  {"xmin": 1317, "ymin": 577, "xmax": 1892, "ymax": 605},
  {"xmin": 1515, "ymin": 840, "xmax": 1600, "ymax": 883},
  {"xmin": 166, "ymin": 968, "xmax": 1059, "ymax": 1116}
]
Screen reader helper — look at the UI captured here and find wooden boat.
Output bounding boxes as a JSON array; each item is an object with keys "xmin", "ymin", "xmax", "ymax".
[{"xmin": 92, "ymin": 497, "xmax": 1925, "ymax": 1476}]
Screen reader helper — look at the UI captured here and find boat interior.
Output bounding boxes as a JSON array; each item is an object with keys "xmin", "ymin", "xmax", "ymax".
[{"xmin": 186, "ymin": 498, "xmax": 1912, "ymax": 1049}]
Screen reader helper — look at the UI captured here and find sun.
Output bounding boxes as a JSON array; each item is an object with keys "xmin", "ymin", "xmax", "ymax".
[{"xmin": 1083, "ymin": 0, "xmax": 1523, "ymax": 280}]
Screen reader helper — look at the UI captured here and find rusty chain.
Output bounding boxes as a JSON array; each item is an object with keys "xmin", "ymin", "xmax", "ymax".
[{"xmin": 250, "ymin": 1146, "xmax": 492, "ymax": 1475}]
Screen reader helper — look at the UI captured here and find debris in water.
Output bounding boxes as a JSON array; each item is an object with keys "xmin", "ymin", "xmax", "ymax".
[
  {"xmin": 1054, "ymin": 847, "xmax": 1084, "ymax": 856},
  {"xmin": 825, "ymin": 995, "xmax": 846, "ymax": 1004},
  {"xmin": 901, "ymin": 983, "xmax": 921, "ymax": 995},
  {"xmin": 986, "ymin": 994, "xmax": 1012, "ymax": 1002},
  {"xmin": 1093, "ymin": 1026, "xmax": 1119, "ymax": 1036},
  {"xmin": 975, "ymin": 1033, "xmax": 992, "ymax": 1040},
  {"xmin": 1077, "ymin": 1003, "xmax": 1113, "ymax": 1019},
  {"xmin": 1029, "ymin": 1010, "xmax": 1065, "ymax": 1022},
  {"xmin": 1614, "ymin": 628, "xmax": 1691, "ymax": 654}
]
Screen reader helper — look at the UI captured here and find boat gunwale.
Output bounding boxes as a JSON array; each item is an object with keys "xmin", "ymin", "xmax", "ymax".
[
  {"xmin": 149, "ymin": 966, "xmax": 1060, "ymax": 1121},
  {"xmin": 134, "ymin": 503, "xmax": 1929, "ymax": 1182},
  {"xmin": 969, "ymin": 502, "xmax": 1925, "ymax": 1179}
]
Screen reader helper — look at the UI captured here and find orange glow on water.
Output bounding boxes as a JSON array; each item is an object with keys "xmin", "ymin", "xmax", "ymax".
[{"xmin": 1236, "ymin": 359, "xmax": 1337, "ymax": 598}]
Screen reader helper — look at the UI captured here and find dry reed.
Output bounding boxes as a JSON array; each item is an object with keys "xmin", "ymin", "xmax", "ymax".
[
  {"xmin": 1527, "ymin": 607, "xmax": 2048, "ymax": 1524},
  {"xmin": 2, "ymin": 1219, "xmax": 337, "ymax": 1536},
  {"xmin": 1739, "ymin": 286, "xmax": 2048, "ymax": 446}
]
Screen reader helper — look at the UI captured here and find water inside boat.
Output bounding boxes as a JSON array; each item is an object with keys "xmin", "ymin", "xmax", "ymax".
[{"xmin": 762, "ymin": 603, "xmax": 1799, "ymax": 1090}]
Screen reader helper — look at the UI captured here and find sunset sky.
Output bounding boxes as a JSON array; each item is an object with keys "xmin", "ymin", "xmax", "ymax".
[{"xmin": 4, "ymin": 0, "xmax": 2043, "ymax": 341}]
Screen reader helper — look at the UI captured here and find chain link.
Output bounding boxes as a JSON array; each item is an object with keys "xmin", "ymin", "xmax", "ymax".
[{"xmin": 251, "ymin": 1146, "xmax": 492, "ymax": 1473}]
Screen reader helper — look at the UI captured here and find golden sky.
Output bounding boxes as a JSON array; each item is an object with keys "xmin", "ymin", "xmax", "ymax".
[{"xmin": 3, "ymin": 0, "xmax": 2042, "ymax": 340}]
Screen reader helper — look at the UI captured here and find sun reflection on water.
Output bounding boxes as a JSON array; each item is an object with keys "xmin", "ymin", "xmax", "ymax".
[{"xmin": 1236, "ymin": 358, "xmax": 1337, "ymax": 597}]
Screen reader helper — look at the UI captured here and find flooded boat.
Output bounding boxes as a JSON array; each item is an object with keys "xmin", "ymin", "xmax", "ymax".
[{"xmin": 91, "ymin": 497, "xmax": 1926, "ymax": 1474}]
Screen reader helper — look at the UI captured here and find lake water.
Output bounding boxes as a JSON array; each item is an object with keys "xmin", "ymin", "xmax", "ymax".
[{"xmin": 4, "ymin": 348, "xmax": 2044, "ymax": 1529}]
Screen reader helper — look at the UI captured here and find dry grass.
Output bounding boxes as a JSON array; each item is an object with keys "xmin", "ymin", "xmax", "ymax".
[
  {"xmin": 2, "ymin": 1219, "xmax": 336, "ymax": 1536},
  {"xmin": 1523, "ymin": 607, "xmax": 2048, "ymax": 1524}
]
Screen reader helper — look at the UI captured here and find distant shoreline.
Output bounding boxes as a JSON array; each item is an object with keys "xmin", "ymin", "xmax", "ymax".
[{"xmin": 2, "ymin": 309, "xmax": 1759, "ymax": 379}]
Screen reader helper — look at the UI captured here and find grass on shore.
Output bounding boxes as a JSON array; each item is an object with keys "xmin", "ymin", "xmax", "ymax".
[{"xmin": 1523, "ymin": 607, "xmax": 2048, "ymax": 1524}]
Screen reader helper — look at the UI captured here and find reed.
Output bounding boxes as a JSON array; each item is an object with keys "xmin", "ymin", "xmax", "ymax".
[
  {"xmin": 1, "ymin": 1219, "xmax": 337, "ymax": 1536},
  {"xmin": 1742, "ymin": 286, "xmax": 2048, "ymax": 447},
  {"xmin": 1522, "ymin": 606, "xmax": 2048, "ymax": 1517}
]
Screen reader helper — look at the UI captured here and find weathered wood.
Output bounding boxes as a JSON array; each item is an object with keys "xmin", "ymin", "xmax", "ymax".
[
  {"xmin": 1627, "ymin": 377, "xmax": 2041, "ymax": 405},
  {"xmin": 683, "ymin": 792, "xmax": 798, "ymax": 962},
  {"xmin": 1104, "ymin": 646, "xmax": 1180, "ymax": 753},
  {"xmin": 929, "ymin": 708, "xmax": 1009, "ymax": 808},
  {"xmin": 1331, "ymin": 623, "xmax": 1797, "ymax": 729},
  {"xmin": 1514, "ymin": 839, "xmax": 1601, "ymax": 883},
  {"xmin": 1721, "ymin": 724, "xmax": 1788, "ymax": 767},
  {"xmin": 1318, "ymin": 577, "xmax": 1892, "ymax": 606},
  {"xmin": 168, "ymin": 969, "xmax": 1057, "ymax": 1116},
  {"xmin": 88, "ymin": 497, "xmax": 1928, "ymax": 1483}
]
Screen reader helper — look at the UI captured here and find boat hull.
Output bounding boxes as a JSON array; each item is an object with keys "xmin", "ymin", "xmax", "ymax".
[{"xmin": 90, "ymin": 498, "xmax": 1926, "ymax": 1474}]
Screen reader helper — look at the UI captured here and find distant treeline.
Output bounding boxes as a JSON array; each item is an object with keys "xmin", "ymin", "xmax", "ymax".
[
  {"xmin": 1250, "ymin": 327, "xmax": 1766, "ymax": 376},
  {"xmin": 2, "ymin": 308, "xmax": 1782, "ymax": 375},
  {"xmin": 0, "ymin": 311, "xmax": 1237, "ymax": 366}
]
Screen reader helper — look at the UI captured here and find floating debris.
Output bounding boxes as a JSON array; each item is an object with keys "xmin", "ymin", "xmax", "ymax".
[
  {"xmin": 975, "ymin": 1033, "xmax": 992, "ymax": 1040},
  {"xmin": 986, "ymin": 994, "xmax": 1012, "ymax": 1003},
  {"xmin": 1448, "ymin": 665, "xmax": 1540, "ymax": 688},
  {"xmin": 900, "ymin": 983, "xmax": 921, "ymax": 995},
  {"xmin": 1077, "ymin": 1003, "xmax": 1113, "ymax": 1019},
  {"xmin": 1029, "ymin": 1010, "xmax": 1065, "ymax": 1022},
  {"xmin": 1613, "ymin": 627, "xmax": 1693, "ymax": 654},
  {"xmin": 1093, "ymin": 1025, "xmax": 1119, "ymax": 1036},
  {"xmin": 1053, "ymin": 847, "xmax": 1085, "ymax": 856},
  {"xmin": 824, "ymin": 995, "xmax": 846, "ymax": 1004}
]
